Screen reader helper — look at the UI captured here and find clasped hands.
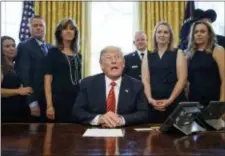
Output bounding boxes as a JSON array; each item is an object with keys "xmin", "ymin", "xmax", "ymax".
[
  {"xmin": 149, "ymin": 98, "xmax": 173, "ymax": 111},
  {"xmin": 98, "ymin": 111, "xmax": 124, "ymax": 128}
]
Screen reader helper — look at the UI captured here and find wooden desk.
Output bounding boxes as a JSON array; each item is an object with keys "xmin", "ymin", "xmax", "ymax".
[{"xmin": 1, "ymin": 123, "xmax": 225, "ymax": 156}]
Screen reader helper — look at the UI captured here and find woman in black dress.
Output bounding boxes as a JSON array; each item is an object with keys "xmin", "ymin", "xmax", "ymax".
[
  {"xmin": 142, "ymin": 21, "xmax": 187, "ymax": 123},
  {"xmin": 186, "ymin": 21, "xmax": 225, "ymax": 107},
  {"xmin": 1, "ymin": 36, "xmax": 33, "ymax": 122},
  {"xmin": 44, "ymin": 18, "xmax": 81, "ymax": 122}
]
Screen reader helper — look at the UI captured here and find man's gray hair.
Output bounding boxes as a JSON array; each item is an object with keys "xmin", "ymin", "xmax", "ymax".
[
  {"xmin": 134, "ymin": 30, "xmax": 147, "ymax": 41},
  {"xmin": 99, "ymin": 46, "xmax": 124, "ymax": 62}
]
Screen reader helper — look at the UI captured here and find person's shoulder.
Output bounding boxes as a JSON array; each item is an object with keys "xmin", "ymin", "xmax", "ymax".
[
  {"xmin": 212, "ymin": 45, "xmax": 225, "ymax": 62},
  {"xmin": 123, "ymin": 74, "xmax": 142, "ymax": 87},
  {"xmin": 46, "ymin": 41, "xmax": 53, "ymax": 47},
  {"xmin": 17, "ymin": 38, "xmax": 32, "ymax": 47},
  {"xmin": 213, "ymin": 45, "xmax": 225, "ymax": 54},
  {"xmin": 168, "ymin": 48, "xmax": 183, "ymax": 57},
  {"xmin": 148, "ymin": 50, "xmax": 157, "ymax": 55},
  {"xmin": 80, "ymin": 73, "xmax": 104, "ymax": 85},
  {"xmin": 47, "ymin": 46, "xmax": 61, "ymax": 55},
  {"xmin": 48, "ymin": 46, "xmax": 59, "ymax": 52},
  {"xmin": 124, "ymin": 51, "xmax": 136, "ymax": 58},
  {"xmin": 217, "ymin": 34, "xmax": 225, "ymax": 40}
]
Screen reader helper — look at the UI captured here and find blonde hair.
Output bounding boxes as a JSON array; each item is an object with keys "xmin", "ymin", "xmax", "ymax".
[
  {"xmin": 186, "ymin": 20, "xmax": 217, "ymax": 59},
  {"xmin": 152, "ymin": 21, "xmax": 175, "ymax": 52}
]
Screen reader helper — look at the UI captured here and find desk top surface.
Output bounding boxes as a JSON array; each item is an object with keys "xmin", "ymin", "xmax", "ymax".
[{"xmin": 1, "ymin": 123, "xmax": 225, "ymax": 156}]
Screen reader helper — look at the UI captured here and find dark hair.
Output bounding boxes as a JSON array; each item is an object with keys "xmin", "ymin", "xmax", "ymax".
[
  {"xmin": 54, "ymin": 18, "xmax": 80, "ymax": 54},
  {"xmin": 1, "ymin": 36, "xmax": 16, "ymax": 74}
]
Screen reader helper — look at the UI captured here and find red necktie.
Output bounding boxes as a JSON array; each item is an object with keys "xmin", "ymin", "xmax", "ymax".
[
  {"xmin": 106, "ymin": 81, "xmax": 116, "ymax": 112},
  {"xmin": 105, "ymin": 137, "xmax": 116, "ymax": 155}
]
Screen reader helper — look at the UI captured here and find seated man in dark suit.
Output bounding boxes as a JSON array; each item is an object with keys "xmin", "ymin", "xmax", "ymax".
[
  {"xmin": 72, "ymin": 46, "xmax": 149, "ymax": 127},
  {"xmin": 124, "ymin": 31, "xmax": 151, "ymax": 80}
]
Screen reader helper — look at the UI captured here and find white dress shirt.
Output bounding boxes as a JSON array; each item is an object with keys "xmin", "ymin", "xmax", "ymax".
[{"xmin": 90, "ymin": 76, "xmax": 126, "ymax": 125}]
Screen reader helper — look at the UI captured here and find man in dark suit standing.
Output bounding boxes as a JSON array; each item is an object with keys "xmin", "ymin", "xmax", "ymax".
[
  {"xmin": 72, "ymin": 46, "xmax": 148, "ymax": 127},
  {"xmin": 124, "ymin": 31, "xmax": 151, "ymax": 80},
  {"xmin": 15, "ymin": 15, "xmax": 51, "ymax": 122}
]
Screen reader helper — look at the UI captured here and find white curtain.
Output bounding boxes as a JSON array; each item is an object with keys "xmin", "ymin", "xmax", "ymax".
[
  {"xmin": 90, "ymin": 2, "xmax": 138, "ymax": 75},
  {"xmin": 1, "ymin": 2, "xmax": 23, "ymax": 44}
]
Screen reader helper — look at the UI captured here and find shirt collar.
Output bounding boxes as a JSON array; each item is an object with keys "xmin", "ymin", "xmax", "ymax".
[
  {"xmin": 35, "ymin": 38, "xmax": 45, "ymax": 46},
  {"xmin": 137, "ymin": 49, "xmax": 148, "ymax": 55},
  {"xmin": 105, "ymin": 75, "xmax": 122, "ymax": 88}
]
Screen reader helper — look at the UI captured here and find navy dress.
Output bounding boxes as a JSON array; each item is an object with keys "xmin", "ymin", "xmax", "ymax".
[
  {"xmin": 188, "ymin": 49, "xmax": 221, "ymax": 106},
  {"xmin": 45, "ymin": 47, "xmax": 81, "ymax": 123},
  {"xmin": 147, "ymin": 49, "xmax": 186, "ymax": 123},
  {"xmin": 1, "ymin": 70, "xmax": 30, "ymax": 122}
]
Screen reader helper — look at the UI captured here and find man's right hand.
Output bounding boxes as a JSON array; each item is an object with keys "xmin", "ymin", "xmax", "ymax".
[
  {"xmin": 98, "ymin": 111, "xmax": 121, "ymax": 128},
  {"xmin": 30, "ymin": 105, "xmax": 41, "ymax": 117}
]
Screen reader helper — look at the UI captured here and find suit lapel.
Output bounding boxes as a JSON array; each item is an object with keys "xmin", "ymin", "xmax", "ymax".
[
  {"xmin": 133, "ymin": 51, "xmax": 142, "ymax": 66},
  {"xmin": 117, "ymin": 76, "xmax": 130, "ymax": 114},
  {"xmin": 29, "ymin": 38, "xmax": 46, "ymax": 57},
  {"xmin": 95, "ymin": 74, "xmax": 107, "ymax": 112}
]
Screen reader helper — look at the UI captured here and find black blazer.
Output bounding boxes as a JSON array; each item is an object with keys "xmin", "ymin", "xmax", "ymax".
[
  {"xmin": 72, "ymin": 73, "xmax": 149, "ymax": 126},
  {"xmin": 217, "ymin": 35, "xmax": 225, "ymax": 49},
  {"xmin": 124, "ymin": 51, "xmax": 151, "ymax": 80},
  {"xmin": 15, "ymin": 37, "xmax": 52, "ymax": 105}
]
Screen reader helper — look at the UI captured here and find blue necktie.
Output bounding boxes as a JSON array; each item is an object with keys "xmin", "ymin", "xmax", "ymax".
[{"xmin": 40, "ymin": 43, "xmax": 48, "ymax": 56}]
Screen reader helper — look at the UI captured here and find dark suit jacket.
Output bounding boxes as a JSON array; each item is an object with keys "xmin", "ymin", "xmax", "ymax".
[
  {"xmin": 15, "ymin": 37, "xmax": 51, "ymax": 105},
  {"xmin": 72, "ymin": 73, "xmax": 149, "ymax": 126},
  {"xmin": 124, "ymin": 51, "xmax": 151, "ymax": 80},
  {"xmin": 217, "ymin": 35, "xmax": 225, "ymax": 49}
]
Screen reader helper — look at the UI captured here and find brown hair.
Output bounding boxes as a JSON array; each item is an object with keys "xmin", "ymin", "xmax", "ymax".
[
  {"xmin": 55, "ymin": 18, "xmax": 80, "ymax": 53},
  {"xmin": 1, "ymin": 36, "xmax": 16, "ymax": 74}
]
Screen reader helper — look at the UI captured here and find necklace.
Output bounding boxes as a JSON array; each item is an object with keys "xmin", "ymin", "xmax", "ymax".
[{"xmin": 65, "ymin": 55, "xmax": 78, "ymax": 85}]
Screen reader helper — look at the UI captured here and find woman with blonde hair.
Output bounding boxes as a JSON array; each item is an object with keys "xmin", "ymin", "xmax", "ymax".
[
  {"xmin": 187, "ymin": 20, "xmax": 225, "ymax": 107},
  {"xmin": 142, "ymin": 21, "xmax": 187, "ymax": 123}
]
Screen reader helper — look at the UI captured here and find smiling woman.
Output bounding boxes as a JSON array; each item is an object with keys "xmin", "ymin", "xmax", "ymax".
[
  {"xmin": 44, "ymin": 18, "xmax": 82, "ymax": 123},
  {"xmin": 1, "ymin": 36, "xmax": 31, "ymax": 122},
  {"xmin": 142, "ymin": 21, "xmax": 187, "ymax": 123}
]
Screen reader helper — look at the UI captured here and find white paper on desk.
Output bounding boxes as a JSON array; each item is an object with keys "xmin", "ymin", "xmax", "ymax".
[
  {"xmin": 134, "ymin": 126, "xmax": 160, "ymax": 132},
  {"xmin": 82, "ymin": 129, "xmax": 124, "ymax": 137}
]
